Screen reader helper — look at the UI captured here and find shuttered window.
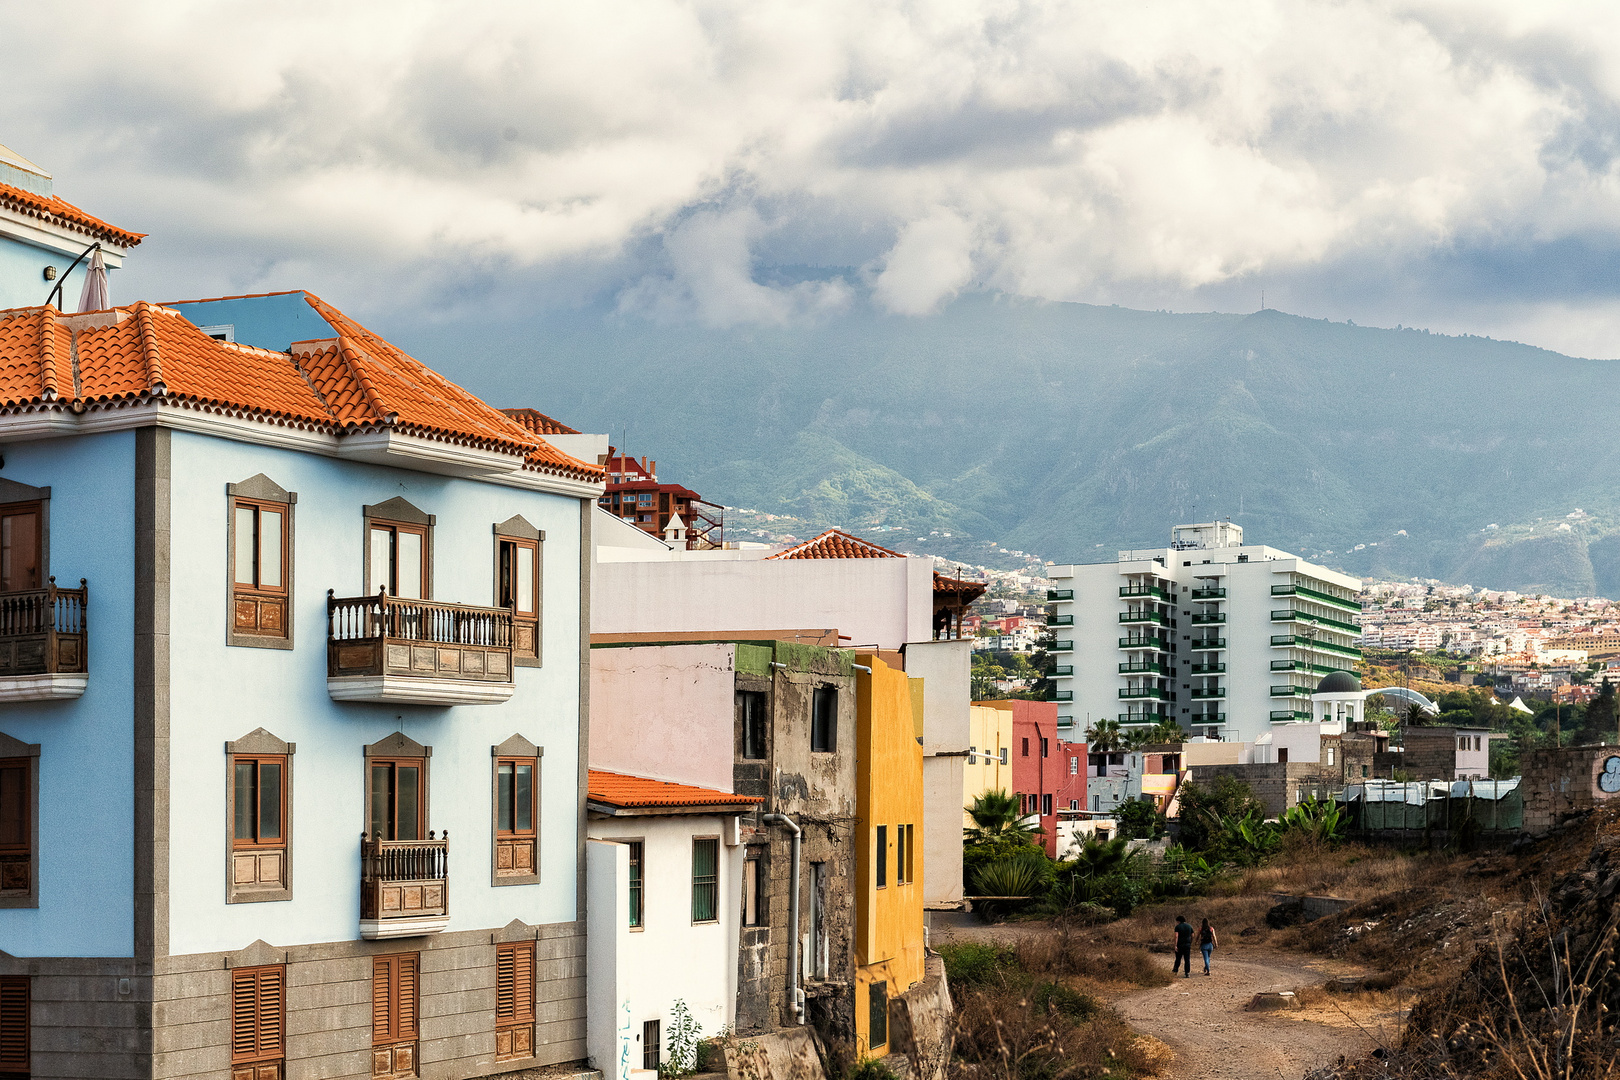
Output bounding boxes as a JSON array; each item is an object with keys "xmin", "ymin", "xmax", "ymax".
[
  {"xmin": 229, "ymin": 965, "xmax": 284, "ymax": 1065},
  {"xmin": 495, "ymin": 942, "xmax": 535, "ymax": 1061},
  {"xmin": 372, "ymin": 954, "xmax": 420, "ymax": 1045},
  {"xmin": 0, "ymin": 760, "xmax": 29, "ymax": 895},
  {"xmin": 691, "ymin": 838, "xmax": 719, "ymax": 923},
  {"xmin": 0, "ymin": 976, "xmax": 27, "ymax": 1075}
]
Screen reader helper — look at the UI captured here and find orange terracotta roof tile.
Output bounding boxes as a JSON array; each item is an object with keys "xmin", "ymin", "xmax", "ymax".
[
  {"xmin": 766, "ymin": 528, "xmax": 906, "ymax": 560},
  {"xmin": 934, "ymin": 571, "xmax": 987, "ymax": 599},
  {"xmin": 500, "ymin": 408, "xmax": 579, "ymax": 436},
  {"xmin": 0, "ymin": 298, "xmax": 607, "ymax": 484},
  {"xmin": 587, "ymin": 769, "xmax": 761, "ymax": 810},
  {"xmin": 0, "ymin": 180, "xmax": 145, "ymax": 248}
]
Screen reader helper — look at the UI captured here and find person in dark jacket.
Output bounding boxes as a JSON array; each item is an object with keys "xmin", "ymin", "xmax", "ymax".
[{"xmin": 1172, "ymin": 914, "xmax": 1193, "ymax": 977}]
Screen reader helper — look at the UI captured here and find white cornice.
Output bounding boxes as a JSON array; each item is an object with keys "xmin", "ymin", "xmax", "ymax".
[{"xmin": 0, "ymin": 211, "xmax": 131, "ymax": 264}]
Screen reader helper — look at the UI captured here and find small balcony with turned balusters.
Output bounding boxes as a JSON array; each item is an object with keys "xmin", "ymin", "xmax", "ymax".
[
  {"xmin": 327, "ymin": 589, "xmax": 516, "ymax": 705},
  {"xmin": 0, "ymin": 577, "xmax": 88, "ymax": 701},
  {"xmin": 360, "ymin": 831, "xmax": 450, "ymax": 940}
]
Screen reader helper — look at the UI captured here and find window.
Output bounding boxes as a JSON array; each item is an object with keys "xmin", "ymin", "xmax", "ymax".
[
  {"xmin": 1042, "ymin": 795, "xmax": 1053, "ymax": 817},
  {"xmin": 1278, "ymin": 749, "xmax": 1289, "ymax": 764},
  {"xmin": 494, "ymin": 757, "xmax": 537, "ymax": 879},
  {"xmin": 1041, "ymin": 738, "xmax": 1049, "ymax": 758},
  {"xmin": 810, "ymin": 862, "xmax": 829, "ymax": 978},
  {"xmin": 895, "ymin": 824, "xmax": 914, "ymax": 885},
  {"xmin": 1021, "ymin": 738, "xmax": 1029, "ymax": 757},
  {"xmin": 868, "ymin": 980, "xmax": 888, "ymax": 1050},
  {"xmin": 643, "ymin": 1020, "xmax": 661, "ymax": 1072},
  {"xmin": 743, "ymin": 851, "xmax": 764, "ymax": 926},
  {"xmin": 0, "ymin": 758, "xmax": 31, "ymax": 900},
  {"xmin": 628, "ymin": 841, "xmax": 644, "ymax": 928},
  {"xmin": 495, "ymin": 519, "xmax": 541, "ymax": 663},
  {"xmin": 1069, "ymin": 800, "xmax": 1078, "ymax": 810},
  {"xmin": 230, "ymin": 753, "xmax": 289, "ymax": 900},
  {"xmin": 1458, "ymin": 737, "xmax": 1467, "ymax": 751},
  {"xmin": 372, "ymin": 954, "xmax": 420, "ymax": 1078},
  {"xmin": 495, "ymin": 942, "xmax": 536, "ymax": 1062},
  {"xmin": 369, "ymin": 759, "xmax": 425, "ymax": 841},
  {"xmin": 230, "ymin": 965, "xmax": 285, "ymax": 1075},
  {"xmin": 739, "ymin": 691, "xmax": 767, "ymax": 760},
  {"xmin": 999, "ymin": 747, "xmax": 1008, "ymax": 766},
  {"xmin": 875, "ymin": 825, "xmax": 887, "ymax": 888},
  {"xmin": 1069, "ymin": 756, "xmax": 1078, "ymax": 775},
  {"xmin": 226, "ymin": 477, "xmax": 294, "ymax": 647},
  {"xmin": 0, "ymin": 976, "xmax": 26, "ymax": 1077},
  {"xmin": 364, "ymin": 497, "xmax": 433, "ymax": 599},
  {"xmin": 1362, "ymin": 765, "xmax": 1370, "ymax": 778},
  {"xmin": 1326, "ymin": 747, "xmax": 1336, "ymax": 766},
  {"xmin": 0, "ymin": 502, "xmax": 41, "ymax": 592},
  {"xmin": 692, "ymin": 838, "xmax": 719, "ymax": 922},
  {"xmin": 811, "ymin": 687, "xmax": 837, "ymax": 753}
]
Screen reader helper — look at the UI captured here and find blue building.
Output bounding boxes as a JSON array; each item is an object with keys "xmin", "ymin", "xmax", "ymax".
[
  {"xmin": 0, "ymin": 141, "xmax": 143, "ymax": 311},
  {"xmin": 0, "ymin": 291, "xmax": 604, "ymax": 1079}
]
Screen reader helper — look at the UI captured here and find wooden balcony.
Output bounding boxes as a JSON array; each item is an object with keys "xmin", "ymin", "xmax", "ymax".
[
  {"xmin": 360, "ymin": 833, "xmax": 450, "ymax": 939},
  {"xmin": 0, "ymin": 578, "xmax": 88, "ymax": 701},
  {"xmin": 327, "ymin": 591, "xmax": 515, "ymax": 705}
]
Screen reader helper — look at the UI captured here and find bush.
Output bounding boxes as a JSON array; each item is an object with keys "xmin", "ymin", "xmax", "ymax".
[
  {"xmin": 1115, "ymin": 799, "xmax": 1161, "ymax": 840},
  {"xmin": 938, "ymin": 942, "xmax": 1017, "ymax": 988},
  {"xmin": 844, "ymin": 1059, "xmax": 900, "ymax": 1080}
]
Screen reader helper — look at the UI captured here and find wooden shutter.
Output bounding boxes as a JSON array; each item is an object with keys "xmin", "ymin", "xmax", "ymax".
[
  {"xmin": 0, "ymin": 976, "xmax": 27, "ymax": 1072},
  {"xmin": 397, "ymin": 954, "xmax": 418, "ymax": 1041},
  {"xmin": 496, "ymin": 943, "xmax": 534, "ymax": 1025},
  {"xmin": 375, "ymin": 953, "xmax": 420, "ymax": 1046},
  {"xmin": 230, "ymin": 966, "xmax": 284, "ymax": 1064}
]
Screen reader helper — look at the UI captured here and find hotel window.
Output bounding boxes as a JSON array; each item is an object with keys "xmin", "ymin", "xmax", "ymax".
[
  {"xmin": 228, "ymin": 739, "xmax": 291, "ymax": 902},
  {"xmin": 364, "ymin": 498, "xmax": 434, "ymax": 600},
  {"xmin": 0, "ymin": 976, "xmax": 25, "ymax": 1076},
  {"xmin": 742, "ymin": 850, "xmax": 764, "ymax": 926},
  {"xmin": 627, "ymin": 841, "xmax": 644, "ymax": 927},
  {"xmin": 869, "ymin": 980, "xmax": 888, "ymax": 1050},
  {"xmin": 740, "ymin": 691, "xmax": 768, "ymax": 759},
  {"xmin": 368, "ymin": 759, "xmax": 426, "ymax": 841},
  {"xmin": 495, "ymin": 942, "xmax": 536, "ymax": 1062},
  {"xmin": 227, "ymin": 477, "xmax": 294, "ymax": 646},
  {"xmin": 811, "ymin": 687, "xmax": 837, "ymax": 753},
  {"xmin": 643, "ymin": 1020, "xmax": 661, "ymax": 1072},
  {"xmin": 494, "ymin": 754, "xmax": 538, "ymax": 881},
  {"xmin": 0, "ymin": 501, "xmax": 42, "ymax": 592},
  {"xmin": 875, "ymin": 825, "xmax": 887, "ymax": 888},
  {"xmin": 692, "ymin": 838, "xmax": 720, "ymax": 923},
  {"xmin": 229, "ymin": 964, "xmax": 285, "ymax": 1078},
  {"xmin": 372, "ymin": 954, "xmax": 420, "ymax": 1078},
  {"xmin": 495, "ymin": 516, "xmax": 542, "ymax": 664}
]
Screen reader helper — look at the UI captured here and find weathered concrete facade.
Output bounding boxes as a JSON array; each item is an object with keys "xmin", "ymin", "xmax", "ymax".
[
  {"xmin": 1522, "ymin": 745, "xmax": 1620, "ymax": 835},
  {"xmin": 1186, "ymin": 762, "xmax": 1335, "ymax": 817}
]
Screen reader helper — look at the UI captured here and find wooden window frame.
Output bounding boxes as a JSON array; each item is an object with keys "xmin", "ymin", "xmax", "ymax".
[
  {"xmin": 738, "ymin": 690, "xmax": 768, "ymax": 760},
  {"xmin": 494, "ymin": 941, "xmax": 536, "ymax": 1063},
  {"xmin": 372, "ymin": 952, "xmax": 420, "ymax": 1080},
  {"xmin": 225, "ymin": 730, "xmax": 294, "ymax": 904},
  {"xmin": 367, "ymin": 757, "xmax": 428, "ymax": 842},
  {"xmin": 229, "ymin": 964, "xmax": 285, "ymax": 1076},
  {"xmin": 0, "ymin": 733, "xmax": 40, "ymax": 909},
  {"xmin": 691, "ymin": 836, "xmax": 720, "ymax": 924},
  {"xmin": 810, "ymin": 686, "xmax": 837, "ymax": 754},
  {"xmin": 363, "ymin": 499, "xmax": 435, "ymax": 601},
  {"xmin": 491, "ymin": 734, "xmax": 541, "ymax": 886},
  {"xmin": 0, "ymin": 499, "xmax": 45, "ymax": 594},
  {"xmin": 493, "ymin": 516, "xmax": 543, "ymax": 668},
  {"xmin": 0, "ymin": 975, "xmax": 29, "ymax": 1076},
  {"xmin": 226, "ymin": 476, "xmax": 295, "ymax": 649}
]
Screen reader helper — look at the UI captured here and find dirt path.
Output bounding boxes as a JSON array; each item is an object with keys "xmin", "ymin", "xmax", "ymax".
[{"xmin": 1113, "ymin": 950, "xmax": 1390, "ymax": 1080}]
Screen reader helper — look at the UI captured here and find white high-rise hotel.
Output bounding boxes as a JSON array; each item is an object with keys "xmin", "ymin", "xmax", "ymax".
[{"xmin": 1046, "ymin": 522, "xmax": 1362, "ymax": 745}]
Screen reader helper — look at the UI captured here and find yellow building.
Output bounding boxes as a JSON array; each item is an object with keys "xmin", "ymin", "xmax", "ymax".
[
  {"xmin": 854, "ymin": 652, "xmax": 927, "ymax": 1058},
  {"xmin": 963, "ymin": 704, "xmax": 1013, "ymax": 825}
]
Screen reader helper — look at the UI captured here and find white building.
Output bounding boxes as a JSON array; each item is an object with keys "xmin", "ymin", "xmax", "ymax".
[{"xmin": 1048, "ymin": 522, "xmax": 1362, "ymax": 746}]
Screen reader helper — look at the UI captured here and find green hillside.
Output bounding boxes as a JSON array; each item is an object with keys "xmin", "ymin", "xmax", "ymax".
[{"xmin": 410, "ymin": 295, "xmax": 1620, "ymax": 595}]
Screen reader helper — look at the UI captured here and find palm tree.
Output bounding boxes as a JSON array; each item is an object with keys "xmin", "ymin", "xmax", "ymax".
[
  {"xmin": 964, "ymin": 789, "xmax": 1039, "ymax": 845},
  {"xmin": 1086, "ymin": 718, "xmax": 1126, "ymax": 752},
  {"xmin": 1127, "ymin": 719, "xmax": 1184, "ymax": 749}
]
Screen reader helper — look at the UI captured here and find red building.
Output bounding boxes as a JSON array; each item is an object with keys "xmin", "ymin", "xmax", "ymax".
[
  {"xmin": 599, "ymin": 449, "xmax": 723, "ymax": 548},
  {"xmin": 976, "ymin": 699, "xmax": 1085, "ymax": 857}
]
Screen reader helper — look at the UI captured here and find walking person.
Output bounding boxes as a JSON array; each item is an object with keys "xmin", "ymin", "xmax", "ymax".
[
  {"xmin": 1199, "ymin": 917, "xmax": 1217, "ymax": 975},
  {"xmin": 1172, "ymin": 914, "xmax": 1194, "ymax": 978}
]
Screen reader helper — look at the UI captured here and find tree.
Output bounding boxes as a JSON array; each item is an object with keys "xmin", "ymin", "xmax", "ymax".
[
  {"xmin": 970, "ymin": 652, "xmax": 1006, "ymax": 700},
  {"xmin": 1126, "ymin": 719, "xmax": 1184, "ymax": 748},
  {"xmin": 1175, "ymin": 776, "xmax": 1268, "ymax": 853},
  {"xmin": 963, "ymin": 789, "xmax": 1039, "ymax": 845},
  {"xmin": 1115, "ymin": 799, "xmax": 1161, "ymax": 840},
  {"xmin": 1576, "ymin": 681, "xmax": 1618, "ymax": 745},
  {"xmin": 1086, "ymin": 719, "xmax": 1125, "ymax": 752}
]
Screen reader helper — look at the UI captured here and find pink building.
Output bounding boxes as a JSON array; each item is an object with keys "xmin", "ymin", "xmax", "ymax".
[{"xmin": 975, "ymin": 700, "xmax": 1085, "ymax": 857}]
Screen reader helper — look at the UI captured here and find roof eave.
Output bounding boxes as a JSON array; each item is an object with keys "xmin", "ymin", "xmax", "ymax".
[{"xmin": 587, "ymin": 800, "xmax": 758, "ymax": 817}]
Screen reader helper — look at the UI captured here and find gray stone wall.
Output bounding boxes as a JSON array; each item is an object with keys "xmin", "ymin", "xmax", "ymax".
[
  {"xmin": 1186, "ymin": 762, "xmax": 1334, "ymax": 817},
  {"xmin": 1522, "ymin": 745, "xmax": 1620, "ymax": 835},
  {"xmin": 0, "ymin": 954, "xmax": 149, "ymax": 1080},
  {"xmin": 886, "ymin": 953, "xmax": 953, "ymax": 1080}
]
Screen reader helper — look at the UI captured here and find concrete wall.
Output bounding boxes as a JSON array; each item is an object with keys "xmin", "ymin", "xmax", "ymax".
[
  {"xmin": 591, "ymin": 643, "xmax": 738, "ymax": 792},
  {"xmin": 899, "ymin": 639, "xmax": 970, "ymax": 909},
  {"xmin": 592, "ymin": 557, "xmax": 934, "ymax": 651},
  {"xmin": 885, "ymin": 952, "xmax": 954, "ymax": 1080},
  {"xmin": 1522, "ymin": 745, "xmax": 1620, "ymax": 835},
  {"xmin": 1187, "ymin": 762, "xmax": 1335, "ymax": 817},
  {"xmin": 586, "ymin": 840, "xmax": 627, "ymax": 1080}
]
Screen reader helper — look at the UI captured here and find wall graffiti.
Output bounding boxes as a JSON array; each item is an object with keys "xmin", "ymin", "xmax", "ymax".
[{"xmin": 1598, "ymin": 756, "xmax": 1620, "ymax": 796}]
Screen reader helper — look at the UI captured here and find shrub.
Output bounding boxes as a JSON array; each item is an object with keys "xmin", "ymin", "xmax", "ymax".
[
  {"xmin": 938, "ymin": 942, "xmax": 1016, "ymax": 988},
  {"xmin": 972, "ymin": 856, "xmax": 1046, "ymax": 899}
]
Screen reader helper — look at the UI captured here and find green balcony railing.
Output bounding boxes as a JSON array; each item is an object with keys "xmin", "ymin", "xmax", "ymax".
[
  {"xmin": 1119, "ymin": 661, "xmax": 1165, "ymax": 674},
  {"xmin": 1271, "ymin": 709, "xmax": 1313, "ymax": 722},
  {"xmin": 1271, "ymin": 659, "xmax": 1352, "ymax": 675},
  {"xmin": 1190, "ymin": 662, "xmax": 1225, "ymax": 674},
  {"xmin": 1191, "ymin": 587, "xmax": 1226, "ymax": 600},
  {"xmin": 1119, "ymin": 611, "xmax": 1168, "ymax": 625},
  {"xmin": 1119, "ymin": 712, "xmax": 1169, "ymax": 725},
  {"xmin": 1189, "ymin": 613, "xmax": 1226, "ymax": 625},
  {"xmin": 1189, "ymin": 688, "xmax": 1225, "ymax": 699},
  {"xmin": 1050, "ymin": 691, "xmax": 1073, "ymax": 702},
  {"xmin": 1269, "ymin": 635, "xmax": 1362, "ymax": 658},
  {"xmin": 1191, "ymin": 637, "xmax": 1226, "ymax": 649},
  {"xmin": 1047, "ymin": 589, "xmax": 1074, "ymax": 601},
  {"xmin": 1191, "ymin": 712, "xmax": 1226, "ymax": 724},
  {"xmin": 1048, "ymin": 614, "xmax": 1074, "ymax": 626},
  {"xmin": 1271, "ymin": 583, "xmax": 1362, "ymax": 612},
  {"xmin": 1052, "ymin": 640, "xmax": 1074, "ymax": 652},
  {"xmin": 1270, "ymin": 685, "xmax": 1312, "ymax": 697},
  {"xmin": 1119, "ymin": 636, "xmax": 1166, "ymax": 650},
  {"xmin": 1053, "ymin": 665, "xmax": 1074, "ymax": 677},
  {"xmin": 1119, "ymin": 585, "xmax": 1166, "ymax": 599},
  {"xmin": 1271, "ymin": 610, "xmax": 1360, "ymax": 634},
  {"xmin": 1119, "ymin": 688, "xmax": 1166, "ymax": 700}
]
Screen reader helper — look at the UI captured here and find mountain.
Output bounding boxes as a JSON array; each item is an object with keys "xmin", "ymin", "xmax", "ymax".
[{"xmin": 400, "ymin": 294, "xmax": 1620, "ymax": 596}]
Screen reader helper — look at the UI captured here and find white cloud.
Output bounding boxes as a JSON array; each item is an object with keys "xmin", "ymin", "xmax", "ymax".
[{"xmin": 2, "ymin": 0, "xmax": 1619, "ymax": 341}]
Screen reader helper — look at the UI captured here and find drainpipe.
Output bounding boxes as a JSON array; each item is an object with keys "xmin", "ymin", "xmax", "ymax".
[{"xmin": 762, "ymin": 813, "xmax": 804, "ymax": 1024}]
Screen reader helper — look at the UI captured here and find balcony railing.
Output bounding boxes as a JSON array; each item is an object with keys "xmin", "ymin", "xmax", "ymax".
[
  {"xmin": 1190, "ymin": 663, "xmax": 1225, "ymax": 674},
  {"xmin": 327, "ymin": 590, "xmax": 516, "ymax": 704},
  {"xmin": 1119, "ymin": 635, "xmax": 1166, "ymax": 649},
  {"xmin": 1269, "ymin": 635, "xmax": 1362, "ymax": 657},
  {"xmin": 0, "ymin": 578, "xmax": 88, "ymax": 700},
  {"xmin": 1047, "ymin": 589, "xmax": 1074, "ymax": 601},
  {"xmin": 1270, "ymin": 610, "xmax": 1360, "ymax": 634},
  {"xmin": 1271, "ymin": 710, "xmax": 1313, "ymax": 722},
  {"xmin": 1189, "ymin": 613, "xmax": 1226, "ymax": 624},
  {"xmin": 1119, "ymin": 611, "xmax": 1168, "ymax": 625},
  {"xmin": 1119, "ymin": 661, "xmax": 1164, "ymax": 674},
  {"xmin": 1191, "ymin": 587, "xmax": 1226, "ymax": 600},
  {"xmin": 1047, "ymin": 614, "xmax": 1074, "ymax": 626},
  {"xmin": 1272, "ymin": 583, "xmax": 1362, "ymax": 612},
  {"xmin": 1049, "ymin": 691, "xmax": 1073, "ymax": 702},
  {"xmin": 1119, "ymin": 585, "xmax": 1165, "ymax": 599},
  {"xmin": 1270, "ymin": 685, "xmax": 1312, "ymax": 697},
  {"xmin": 1052, "ymin": 640, "xmax": 1074, "ymax": 652},
  {"xmin": 1119, "ymin": 712, "xmax": 1168, "ymax": 724},
  {"xmin": 1191, "ymin": 637, "xmax": 1226, "ymax": 650},
  {"xmin": 1190, "ymin": 688, "xmax": 1225, "ymax": 699},
  {"xmin": 1191, "ymin": 712, "xmax": 1226, "ymax": 723},
  {"xmin": 1052, "ymin": 665, "xmax": 1073, "ymax": 677},
  {"xmin": 1271, "ymin": 659, "xmax": 1350, "ymax": 674},
  {"xmin": 360, "ymin": 832, "xmax": 450, "ymax": 939},
  {"xmin": 1119, "ymin": 688, "xmax": 1165, "ymax": 700}
]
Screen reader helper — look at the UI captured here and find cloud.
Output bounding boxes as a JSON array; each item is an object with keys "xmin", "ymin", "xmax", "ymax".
[{"xmin": 2, "ymin": 0, "xmax": 1620, "ymax": 348}]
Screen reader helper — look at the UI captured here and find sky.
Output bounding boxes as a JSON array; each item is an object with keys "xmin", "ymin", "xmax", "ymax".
[{"xmin": 4, "ymin": 0, "xmax": 1620, "ymax": 357}]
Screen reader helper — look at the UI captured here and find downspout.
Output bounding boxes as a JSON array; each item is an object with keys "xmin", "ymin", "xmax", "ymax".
[{"xmin": 762, "ymin": 813, "xmax": 804, "ymax": 1024}]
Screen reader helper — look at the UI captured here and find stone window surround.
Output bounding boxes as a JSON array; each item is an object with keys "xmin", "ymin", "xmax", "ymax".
[
  {"xmin": 490, "ymin": 733, "xmax": 542, "ymax": 887},
  {"xmin": 363, "ymin": 498, "xmax": 435, "ymax": 600},
  {"xmin": 493, "ymin": 515, "xmax": 544, "ymax": 669},
  {"xmin": 225, "ymin": 474, "xmax": 296, "ymax": 650},
  {"xmin": 0, "ymin": 731, "xmax": 41, "ymax": 909},
  {"xmin": 224, "ymin": 728, "xmax": 295, "ymax": 904}
]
